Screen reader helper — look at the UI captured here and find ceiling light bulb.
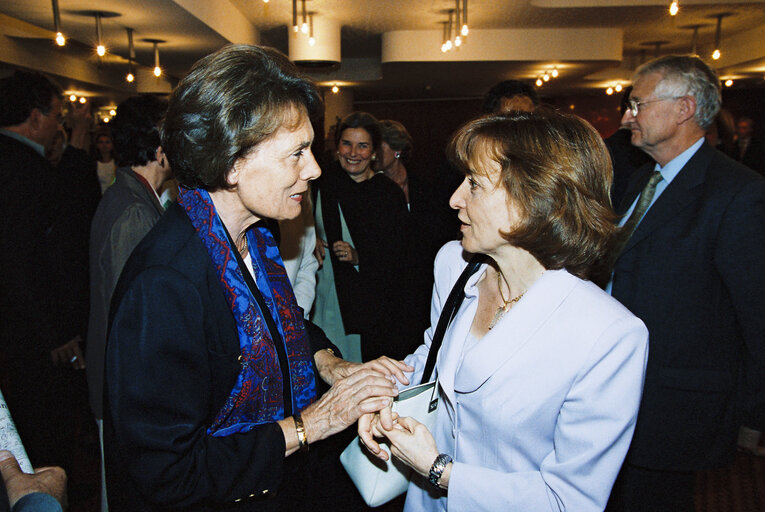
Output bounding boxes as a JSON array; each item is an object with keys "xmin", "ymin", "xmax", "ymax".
[
  {"xmin": 55, "ymin": 32, "xmax": 66, "ymax": 46},
  {"xmin": 79, "ymin": 97, "xmax": 87, "ymax": 104},
  {"xmin": 461, "ymin": 25, "xmax": 468, "ymax": 36},
  {"xmin": 446, "ymin": 40, "xmax": 453, "ymax": 51},
  {"xmin": 103, "ymin": 117, "xmax": 110, "ymax": 123},
  {"xmin": 543, "ymin": 73, "xmax": 550, "ymax": 82},
  {"xmin": 441, "ymin": 43, "xmax": 448, "ymax": 53},
  {"xmin": 551, "ymin": 67, "xmax": 559, "ymax": 78},
  {"xmin": 263, "ymin": 0, "xmax": 269, "ymax": 2},
  {"xmin": 332, "ymin": 85, "xmax": 339, "ymax": 93},
  {"xmin": 669, "ymin": 1, "xmax": 679, "ymax": 16},
  {"xmin": 725, "ymin": 79, "xmax": 733, "ymax": 87},
  {"xmin": 154, "ymin": 66, "xmax": 162, "ymax": 77},
  {"xmin": 301, "ymin": 22, "xmax": 308, "ymax": 34},
  {"xmin": 615, "ymin": 84, "xmax": 623, "ymax": 92},
  {"xmin": 309, "ymin": 37, "xmax": 315, "ymax": 46},
  {"xmin": 454, "ymin": 36, "xmax": 462, "ymax": 47},
  {"xmin": 712, "ymin": 49, "xmax": 721, "ymax": 60},
  {"xmin": 97, "ymin": 45, "xmax": 106, "ymax": 57},
  {"xmin": 126, "ymin": 72, "xmax": 134, "ymax": 83},
  {"xmin": 69, "ymin": 94, "xmax": 77, "ymax": 102},
  {"xmin": 536, "ymin": 78, "xmax": 543, "ymax": 87},
  {"xmin": 109, "ymin": 109, "xmax": 116, "ymax": 116},
  {"xmin": 606, "ymin": 87, "xmax": 614, "ymax": 95}
]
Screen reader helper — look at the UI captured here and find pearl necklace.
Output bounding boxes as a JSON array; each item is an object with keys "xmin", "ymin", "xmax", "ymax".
[{"xmin": 489, "ymin": 272, "xmax": 525, "ymax": 330}]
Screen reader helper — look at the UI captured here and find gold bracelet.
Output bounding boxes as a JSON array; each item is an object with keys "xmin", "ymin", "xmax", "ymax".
[
  {"xmin": 324, "ymin": 347, "xmax": 336, "ymax": 357},
  {"xmin": 294, "ymin": 412, "xmax": 308, "ymax": 452}
]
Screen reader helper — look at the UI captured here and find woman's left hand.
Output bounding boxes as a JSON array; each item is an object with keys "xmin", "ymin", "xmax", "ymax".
[
  {"xmin": 376, "ymin": 415, "xmax": 439, "ymax": 477},
  {"xmin": 332, "ymin": 241, "xmax": 358, "ymax": 265},
  {"xmin": 315, "ymin": 350, "xmax": 412, "ymax": 387}
]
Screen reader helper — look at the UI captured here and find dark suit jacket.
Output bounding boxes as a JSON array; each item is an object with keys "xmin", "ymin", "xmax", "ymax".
[
  {"xmin": 104, "ymin": 204, "xmax": 337, "ymax": 511},
  {"xmin": 87, "ymin": 167, "xmax": 164, "ymax": 419},
  {"xmin": 612, "ymin": 142, "xmax": 765, "ymax": 471}
]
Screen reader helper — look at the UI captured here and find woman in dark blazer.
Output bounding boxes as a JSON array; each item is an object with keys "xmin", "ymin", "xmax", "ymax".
[{"xmin": 103, "ymin": 45, "xmax": 410, "ymax": 512}]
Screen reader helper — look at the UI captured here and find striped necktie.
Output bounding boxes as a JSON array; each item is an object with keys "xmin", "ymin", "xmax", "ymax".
[{"xmin": 610, "ymin": 170, "xmax": 663, "ymax": 263}]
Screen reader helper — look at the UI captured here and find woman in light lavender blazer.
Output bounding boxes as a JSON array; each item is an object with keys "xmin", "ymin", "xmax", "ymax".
[{"xmin": 360, "ymin": 111, "xmax": 649, "ymax": 511}]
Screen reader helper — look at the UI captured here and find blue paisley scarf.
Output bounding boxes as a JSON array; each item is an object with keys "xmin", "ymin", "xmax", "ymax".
[{"xmin": 177, "ymin": 187, "xmax": 317, "ymax": 437}]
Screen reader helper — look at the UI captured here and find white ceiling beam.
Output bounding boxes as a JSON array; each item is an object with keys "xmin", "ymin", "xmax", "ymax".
[
  {"xmin": 383, "ymin": 28, "xmax": 623, "ymax": 63},
  {"xmin": 171, "ymin": 0, "xmax": 258, "ymax": 45}
]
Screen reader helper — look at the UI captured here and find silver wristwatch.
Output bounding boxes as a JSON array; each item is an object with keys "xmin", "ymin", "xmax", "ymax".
[{"xmin": 428, "ymin": 453, "xmax": 453, "ymax": 487}]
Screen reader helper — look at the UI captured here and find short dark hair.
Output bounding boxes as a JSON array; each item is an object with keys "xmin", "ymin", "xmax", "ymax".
[
  {"xmin": 448, "ymin": 110, "xmax": 617, "ymax": 281},
  {"xmin": 481, "ymin": 80, "xmax": 539, "ymax": 114},
  {"xmin": 334, "ymin": 112, "xmax": 382, "ymax": 154},
  {"xmin": 162, "ymin": 44, "xmax": 321, "ymax": 190},
  {"xmin": 0, "ymin": 71, "xmax": 61, "ymax": 127},
  {"xmin": 110, "ymin": 95, "xmax": 167, "ymax": 168},
  {"xmin": 379, "ymin": 119, "xmax": 413, "ymax": 163}
]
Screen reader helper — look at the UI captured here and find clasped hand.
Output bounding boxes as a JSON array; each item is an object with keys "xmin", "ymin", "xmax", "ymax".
[
  {"xmin": 299, "ymin": 354, "xmax": 414, "ymax": 444},
  {"xmin": 358, "ymin": 407, "xmax": 440, "ymax": 478}
]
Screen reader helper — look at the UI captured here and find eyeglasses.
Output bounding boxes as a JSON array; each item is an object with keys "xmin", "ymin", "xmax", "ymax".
[{"xmin": 626, "ymin": 96, "xmax": 684, "ymax": 117}]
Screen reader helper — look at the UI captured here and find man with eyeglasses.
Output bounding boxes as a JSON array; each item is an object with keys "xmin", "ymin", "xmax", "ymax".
[
  {"xmin": 0, "ymin": 71, "xmax": 84, "ymax": 482},
  {"xmin": 605, "ymin": 55, "xmax": 765, "ymax": 511}
]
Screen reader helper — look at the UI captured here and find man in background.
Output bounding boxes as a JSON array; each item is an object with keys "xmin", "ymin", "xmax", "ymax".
[
  {"xmin": 606, "ymin": 55, "xmax": 765, "ymax": 512},
  {"xmin": 86, "ymin": 95, "xmax": 171, "ymax": 511}
]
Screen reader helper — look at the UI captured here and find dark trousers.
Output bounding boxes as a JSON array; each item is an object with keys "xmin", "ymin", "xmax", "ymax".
[{"xmin": 606, "ymin": 463, "xmax": 695, "ymax": 512}]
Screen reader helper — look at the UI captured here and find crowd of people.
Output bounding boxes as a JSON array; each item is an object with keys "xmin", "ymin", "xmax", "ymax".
[{"xmin": 0, "ymin": 46, "xmax": 764, "ymax": 512}]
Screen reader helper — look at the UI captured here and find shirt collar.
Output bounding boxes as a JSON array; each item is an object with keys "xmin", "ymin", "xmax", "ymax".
[
  {"xmin": 655, "ymin": 136, "xmax": 704, "ymax": 184},
  {"xmin": 0, "ymin": 129, "xmax": 46, "ymax": 157}
]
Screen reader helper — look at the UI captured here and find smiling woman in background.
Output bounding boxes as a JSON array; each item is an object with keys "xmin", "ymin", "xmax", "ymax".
[
  {"xmin": 103, "ymin": 45, "xmax": 410, "ymax": 512},
  {"xmin": 361, "ymin": 110, "xmax": 649, "ymax": 511},
  {"xmin": 313, "ymin": 112, "xmax": 420, "ymax": 362}
]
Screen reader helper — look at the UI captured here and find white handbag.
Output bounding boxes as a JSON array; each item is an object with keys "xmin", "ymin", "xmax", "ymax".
[
  {"xmin": 339, "ymin": 254, "xmax": 487, "ymax": 507},
  {"xmin": 339, "ymin": 381, "xmax": 439, "ymax": 507}
]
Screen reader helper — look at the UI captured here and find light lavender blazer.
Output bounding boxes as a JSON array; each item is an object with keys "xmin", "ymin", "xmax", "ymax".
[{"xmin": 402, "ymin": 241, "xmax": 649, "ymax": 512}]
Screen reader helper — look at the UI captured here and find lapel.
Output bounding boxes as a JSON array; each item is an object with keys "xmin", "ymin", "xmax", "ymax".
[
  {"xmin": 436, "ymin": 266, "xmax": 484, "ymax": 407},
  {"xmin": 621, "ymin": 142, "xmax": 711, "ymax": 255},
  {"xmin": 441, "ymin": 270, "xmax": 577, "ymax": 397}
]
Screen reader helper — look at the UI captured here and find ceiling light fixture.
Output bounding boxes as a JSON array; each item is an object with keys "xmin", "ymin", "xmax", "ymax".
[
  {"xmin": 332, "ymin": 83, "xmax": 339, "ymax": 94},
  {"xmin": 308, "ymin": 13, "xmax": 315, "ymax": 46},
  {"xmin": 536, "ymin": 77, "xmax": 543, "ymax": 87},
  {"xmin": 126, "ymin": 28, "xmax": 135, "ymax": 83},
  {"xmin": 615, "ymin": 83, "xmax": 623, "ymax": 92},
  {"xmin": 669, "ymin": 1, "xmax": 679, "ymax": 16},
  {"xmin": 292, "ymin": 0, "xmax": 298, "ymax": 32},
  {"xmin": 461, "ymin": 0, "xmax": 469, "ymax": 37},
  {"xmin": 712, "ymin": 14, "xmax": 725, "ymax": 60},
  {"xmin": 51, "ymin": 0, "xmax": 65, "ymax": 46},
  {"xmin": 453, "ymin": 0, "xmax": 462, "ymax": 47},
  {"xmin": 724, "ymin": 79, "xmax": 733, "ymax": 87},
  {"xmin": 543, "ymin": 72, "xmax": 550, "ymax": 82},
  {"xmin": 551, "ymin": 67, "xmax": 559, "ymax": 78},
  {"xmin": 301, "ymin": 0, "xmax": 308, "ymax": 34},
  {"xmin": 95, "ymin": 13, "xmax": 106, "ymax": 57},
  {"xmin": 147, "ymin": 40, "xmax": 163, "ymax": 77},
  {"xmin": 606, "ymin": 86, "xmax": 614, "ymax": 95},
  {"xmin": 69, "ymin": 94, "xmax": 77, "ymax": 102}
]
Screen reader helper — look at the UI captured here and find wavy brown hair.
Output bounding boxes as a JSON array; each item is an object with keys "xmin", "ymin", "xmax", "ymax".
[{"xmin": 448, "ymin": 110, "xmax": 617, "ymax": 281}]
